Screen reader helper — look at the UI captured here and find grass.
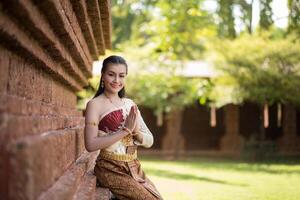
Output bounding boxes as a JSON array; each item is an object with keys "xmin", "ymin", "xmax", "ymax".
[{"xmin": 139, "ymin": 156, "xmax": 300, "ymax": 200}]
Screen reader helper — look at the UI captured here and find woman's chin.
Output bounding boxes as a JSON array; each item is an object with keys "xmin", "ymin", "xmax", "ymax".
[{"xmin": 107, "ymin": 87, "xmax": 121, "ymax": 93}]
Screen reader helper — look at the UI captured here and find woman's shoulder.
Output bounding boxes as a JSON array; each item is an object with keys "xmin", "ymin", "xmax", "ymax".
[{"xmin": 86, "ymin": 96, "xmax": 106, "ymax": 109}]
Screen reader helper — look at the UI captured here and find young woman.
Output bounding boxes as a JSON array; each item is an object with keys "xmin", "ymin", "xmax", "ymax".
[{"xmin": 84, "ymin": 55, "xmax": 163, "ymax": 200}]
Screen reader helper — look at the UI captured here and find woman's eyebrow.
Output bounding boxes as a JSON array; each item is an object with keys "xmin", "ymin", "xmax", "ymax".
[{"xmin": 107, "ymin": 71, "xmax": 126, "ymax": 74}]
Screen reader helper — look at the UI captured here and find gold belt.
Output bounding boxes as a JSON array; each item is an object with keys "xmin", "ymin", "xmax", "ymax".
[{"xmin": 99, "ymin": 150, "xmax": 137, "ymax": 162}]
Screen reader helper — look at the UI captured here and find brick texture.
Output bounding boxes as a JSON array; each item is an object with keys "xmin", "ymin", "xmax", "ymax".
[{"xmin": 0, "ymin": 0, "xmax": 112, "ymax": 199}]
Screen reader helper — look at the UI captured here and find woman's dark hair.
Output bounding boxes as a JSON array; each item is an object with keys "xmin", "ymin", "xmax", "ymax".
[{"xmin": 93, "ymin": 55, "xmax": 128, "ymax": 99}]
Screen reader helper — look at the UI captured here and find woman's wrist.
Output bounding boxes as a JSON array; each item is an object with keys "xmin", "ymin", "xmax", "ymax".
[
  {"xmin": 133, "ymin": 132, "xmax": 143, "ymax": 143},
  {"xmin": 122, "ymin": 126, "xmax": 132, "ymax": 135}
]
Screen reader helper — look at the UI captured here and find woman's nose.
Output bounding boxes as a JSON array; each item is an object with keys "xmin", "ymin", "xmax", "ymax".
[{"xmin": 113, "ymin": 75, "xmax": 119, "ymax": 82}]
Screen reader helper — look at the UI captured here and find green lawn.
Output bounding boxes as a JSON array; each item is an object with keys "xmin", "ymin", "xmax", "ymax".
[{"xmin": 140, "ymin": 156, "xmax": 300, "ymax": 200}]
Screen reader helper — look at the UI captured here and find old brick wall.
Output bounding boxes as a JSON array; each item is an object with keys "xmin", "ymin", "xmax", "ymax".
[{"xmin": 0, "ymin": 0, "xmax": 111, "ymax": 199}]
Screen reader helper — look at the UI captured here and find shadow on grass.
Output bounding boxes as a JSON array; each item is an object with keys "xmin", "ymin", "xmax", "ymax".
[
  {"xmin": 140, "ymin": 156, "xmax": 300, "ymax": 175},
  {"xmin": 144, "ymin": 168, "xmax": 248, "ymax": 187}
]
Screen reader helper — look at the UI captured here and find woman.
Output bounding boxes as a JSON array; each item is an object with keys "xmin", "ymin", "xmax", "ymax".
[{"xmin": 84, "ymin": 55, "xmax": 163, "ymax": 200}]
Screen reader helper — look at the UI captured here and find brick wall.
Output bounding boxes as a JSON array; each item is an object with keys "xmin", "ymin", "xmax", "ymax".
[{"xmin": 0, "ymin": 0, "xmax": 111, "ymax": 199}]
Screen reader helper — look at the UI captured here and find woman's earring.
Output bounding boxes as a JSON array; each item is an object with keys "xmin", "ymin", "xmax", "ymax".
[{"xmin": 101, "ymin": 80, "xmax": 104, "ymax": 88}]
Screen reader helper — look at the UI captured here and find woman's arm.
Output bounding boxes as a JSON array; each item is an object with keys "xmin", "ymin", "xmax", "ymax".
[
  {"xmin": 132, "ymin": 106, "xmax": 154, "ymax": 148},
  {"xmin": 84, "ymin": 101, "xmax": 129, "ymax": 152}
]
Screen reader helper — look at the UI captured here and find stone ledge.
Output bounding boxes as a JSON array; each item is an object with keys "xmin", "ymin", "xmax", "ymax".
[
  {"xmin": 73, "ymin": 171, "xmax": 96, "ymax": 200},
  {"xmin": 94, "ymin": 187, "xmax": 111, "ymax": 200},
  {"xmin": 37, "ymin": 151, "xmax": 99, "ymax": 200}
]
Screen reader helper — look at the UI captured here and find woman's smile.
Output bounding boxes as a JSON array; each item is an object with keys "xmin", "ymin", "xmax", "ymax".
[{"xmin": 110, "ymin": 83, "xmax": 121, "ymax": 89}]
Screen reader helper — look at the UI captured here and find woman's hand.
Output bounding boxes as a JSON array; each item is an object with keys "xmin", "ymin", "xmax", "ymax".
[{"xmin": 124, "ymin": 105, "xmax": 138, "ymax": 132}]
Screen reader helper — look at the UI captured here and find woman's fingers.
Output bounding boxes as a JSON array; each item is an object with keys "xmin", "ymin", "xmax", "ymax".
[{"xmin": 124, "ymin": 105, "xmax": 139, "ymax": 131}]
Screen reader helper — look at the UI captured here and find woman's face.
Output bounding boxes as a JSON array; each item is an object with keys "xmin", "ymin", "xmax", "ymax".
[{"xmin": 102, "ymin": 63, "xmax": 127, "ymax": 94}]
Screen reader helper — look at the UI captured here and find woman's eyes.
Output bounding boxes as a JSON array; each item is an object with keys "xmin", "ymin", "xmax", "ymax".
[{"xmin": 108, "ymin": 74, "xmax": 125, "ymax": 78}]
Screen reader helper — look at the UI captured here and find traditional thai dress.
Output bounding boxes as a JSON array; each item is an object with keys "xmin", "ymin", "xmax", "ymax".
[{"xmin": 94, "ymin": 98, "xmax": 163, "ymax": 200}]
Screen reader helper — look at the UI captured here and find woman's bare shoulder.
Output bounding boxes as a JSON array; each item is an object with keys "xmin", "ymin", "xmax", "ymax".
[{"xmin": 86, "ymin": 96, "xmax": 106, "ymax": 112}]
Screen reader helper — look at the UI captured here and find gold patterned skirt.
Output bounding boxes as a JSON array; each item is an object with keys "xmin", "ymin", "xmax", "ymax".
[{"xmin": 94, "ymin": 151, "xmax": 163, "ymax": 200}]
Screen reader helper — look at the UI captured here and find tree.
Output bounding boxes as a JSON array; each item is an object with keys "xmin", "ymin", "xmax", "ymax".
[
  {"xmin": 259, "ymin": 0, "xmax": 274, "ymax": 30},
  {"xmin": 217, "ymin": 0, "xmax": 236, "ymax": 38},
  {"xmin": 111, "ymin": 0, "xmax": 158, "ymax": 49},
  {"xmin": 126, "ymin": 70, "xmax": 210, "ymax": 157},
  {"xmin": 110, "ymin": 0, "xmax": 216, "ymax": 156},
  {"xmin": 211, "ymin": 32, "xmax": 300, "ymax": 141},
  {"xmin": 237, "ymin": 0, "xmax": 254, "ymax": 34},
  {"xmin": 288, "ymin": 0, "xmax": 300, "ymax": 34},
  {"xmin": 213, "ymin": 33, "xmax": 300, "ymax": 106}
]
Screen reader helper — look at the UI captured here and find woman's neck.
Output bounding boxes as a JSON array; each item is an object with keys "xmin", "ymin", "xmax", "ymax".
[{"xmin": 103, "ymin": 91, "xmax": 119, "ymax": 100}]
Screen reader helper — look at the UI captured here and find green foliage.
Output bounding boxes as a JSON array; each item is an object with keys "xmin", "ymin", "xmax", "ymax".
[
  {"xmin": 217, "ymin": 0, "xmax": 236, "ymax": 38},
  {"xmin": 212, "ymin": 32, "xmax": 300, "ymax": 106},
  {"xmin": 288, "ymin": 0, "xmax": 300, "ymax": 35},
  {"xmin": 236, "ymin": 0, "xmax": 254, "ymax": 34},
  {"xmin": 145, "ymin": 0, "xmax": 216, "ymax": 60},
  {"xmin": 259, "ymin": 0, "xmax": 274, "ymax": 30},
  {"xmin": 76, "ymin": 76, "xmax": 100, "ymax": 110},
  {"xmin": 108, "ymin": 0, "xmax": 217, "ymax": 113},
  {"xmin": 126, "ymin": 72, "xmax": 209, "ymax": 116},
  {"xmin": 112, "ymin": 0, "xmax": 216, "ymax": 60},
  {"xmin": 77, "ymin": 0, "xmax": 300, "ymax": 112}
]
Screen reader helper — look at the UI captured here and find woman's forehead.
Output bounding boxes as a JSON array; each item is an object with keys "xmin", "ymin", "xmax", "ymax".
[{"xmin": 105, "ymin": 63, "xmax": 127, "ymax": 73}]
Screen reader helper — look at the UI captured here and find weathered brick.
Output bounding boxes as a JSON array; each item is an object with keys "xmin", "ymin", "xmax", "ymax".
[
  {"xmin": 2, "ymin": 94, "xmax": 91, "ymax": 147},
  {"xmin": 4, "ymin": 93, "xmax": 81, "ymax": 118},
  {"xmin": 62, "ymin": 90, "xmax": 76, "ymax": 109},
  {"xmin": 51, "ymin": 116, "xmax": 65, "ymax": 131},
  {"xmin": 8, "ymin": 129, "xmax": 77, "ymax": 200},
  {"xmin": 86, "ymin": 0, "xmax": 106, "ymax": 55},
  {"xmin": 0, "ymin": 94, "xmax": 7, "ymax": 113},
  {"xmin": 59, "ymin": 0, "xmax": 94, "ymax": 62},
  {"xmin": 0, "ymin": 0, "xmax": 89, "ymax": 86},
  {"xmin": 0, "ymin": 0, "xmax": 111, "ymax": 199},
  {"xmin": 0, "ymin": 47, "xmax": 10, "ymax": 93},
  {"xmin": 0, "ymin": 13, "xmax": 82, "ymax": 92},
  {"xmin": 73, "ymin": 172, "xmax": 96, "ymax": 200},
  {"xmin": 70, "ymin": 0, "xmax": 99, "ymax": 59},
  {"xmin": 94, "ymin": 187, "xmax": 110, "ymax": 200},
  {"xmin": 0, "ymin": 146, "xmax": 10, "ymax": 200},
  {"xmin": 75, "ymin": 128, "xmax": 86, "ymax": 158},
  {"xmin": 33, "ymin": 0, "xmax": 93, "ymax": 76},
  {"xmin": 99, "ymin": 0, "xmax": 112, "ymax": 49},
  {"xmin": 37, "ymin": 161, "xmax": 86, "ymax": 200},
  {"xmin": 51, "ymin": 80, "xmax": 78, "ymax": 110},
  {"xmin": 37, "ymin": 151, "xmax": 99, "ymax": 200},
  {"xmin": 7, "ymin": 55, "xmax": 25, "ymax": 98},
  {"xmin": 6, "ymin": 95, "xmax": 24, "ymax": 115}
]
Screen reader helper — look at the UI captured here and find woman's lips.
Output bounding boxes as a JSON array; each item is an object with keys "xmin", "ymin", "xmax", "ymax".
[{"xmin": 110, "ymin": 84, "xmax": 120, "ymax": 88}]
